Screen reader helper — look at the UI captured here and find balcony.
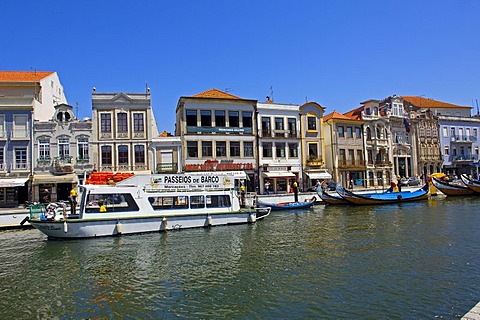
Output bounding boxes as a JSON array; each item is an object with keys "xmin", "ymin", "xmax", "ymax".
[
  {"xmin": 452, "ymin": 155, "xmax": 478, "ymax": 162},
  {"xmin": 157, "ymin": 163, "xmax": 178, "ymax": 173},
  {"xmin": 338, "ymin": 160, "xmax": 366, "ymax": 168},
  {"xmin": 37, "ymin": 157, "xmax": 51, "ymax": 166},
  {"xmin": 451, "ymin": 135, "xmax": 477, "ymax": 143},
  {"xmin": 76, "ymin": 156, "xmax": 90, "ymax": 164},
  {"xmin": 306, "ymin": 156, "xmax": 324, "ymax": 167},
  {"xmin": 52, "ymin": 156, "xmax": 73, "ymax": 174}
]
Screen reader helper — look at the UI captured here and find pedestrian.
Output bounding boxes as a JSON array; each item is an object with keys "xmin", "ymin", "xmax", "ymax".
[
  {"xmin": 42, "ymin": 189, "xmax": 50, "ymax": 204},
  {"xmin": 264, "ymin": 180, "xmax": 270, "ymax": 195},
  {"xmin": 69, "ymin": 184, "xmax": 78, "ymax": 215},
  {"xmin": 293, "ymin": 181, "xmax": 299, "ymax": 202}
]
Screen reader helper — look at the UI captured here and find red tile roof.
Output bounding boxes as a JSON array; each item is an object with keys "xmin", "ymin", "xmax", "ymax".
[
  {"xmin": 324, "ymin": 111, "xmax": 360, "ymax": 122},
  {"xmin": 192, "ymin": 88, "xmax": 242, "ymax": 100},
  {"xmin": 0, "ymin": 71, "xmax": 54, "ymax": 82},
  {"xmin": 343, "ymin": 106, "xmax": 364, "ymax": 120},
  {"xmin": 402, "ymin": 96, "xmax": 471, "ymax": 109}
]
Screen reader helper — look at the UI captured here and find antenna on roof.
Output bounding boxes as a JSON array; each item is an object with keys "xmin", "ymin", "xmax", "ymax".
[
  {"xmin": 224, "ymin": 88, "xmax": 231, "ymax": 93},
  {"xmin": 75, "ymin": 102, "xmax": 79, "ymax": 119},
  {"xmin": 476, "ymin": 99, "xmax": 479, "ymax": 116},
  {"xmin": 270, "ymin": 86, "xmax": 274, "ymax": 101}
]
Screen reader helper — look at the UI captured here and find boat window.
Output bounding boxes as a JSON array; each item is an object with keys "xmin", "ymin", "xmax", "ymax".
[
  {"xmin": 148, "ymin": 196, "xmax": 189, "ymax": 210},
  {"xmin": 190, "ymin": 195, "xmax": 205, "ymax": 209},
  {"xmin": 206, "ymin": 195, "xmax": 231, "ymax": 208},
  {"xmin": 85, "ymin": 193, "xmax": 139, "ymax": 213}
]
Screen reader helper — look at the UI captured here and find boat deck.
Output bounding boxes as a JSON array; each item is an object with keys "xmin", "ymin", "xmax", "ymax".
[{"xmin": 463, "ymin": 301, "xmax": 480, "ymax": 319}]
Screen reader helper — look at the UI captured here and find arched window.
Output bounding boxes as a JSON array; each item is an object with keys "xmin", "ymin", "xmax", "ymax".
[{"xmin": 366, "ymin": 127, "xmax": 372, "ymax": 140}]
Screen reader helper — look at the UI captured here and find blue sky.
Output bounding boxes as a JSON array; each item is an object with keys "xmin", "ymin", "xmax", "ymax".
[{"xmin": 2, "ymin": 0, "xmax": 479, "ymax": 131}]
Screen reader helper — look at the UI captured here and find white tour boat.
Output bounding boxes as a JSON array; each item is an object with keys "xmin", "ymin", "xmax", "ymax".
[{"xmin": 28, "ymin": 172, "xmax": 270, "ymax": 239}]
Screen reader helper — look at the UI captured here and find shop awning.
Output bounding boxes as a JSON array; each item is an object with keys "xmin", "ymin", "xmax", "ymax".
[
  {"xmin": 33, "ymin": 173, "xmax": 78, "ymax": 185},
  {"xmin": 0, "ymin": 177, "xmax": 29, "ymax": 188},
  {"xmin": 306, "ymin": 172, "xmax": 332, "ymax": 180},
  {"xmin": 262, "ymin": 171, "xmax": 296, "ymax": 178}
]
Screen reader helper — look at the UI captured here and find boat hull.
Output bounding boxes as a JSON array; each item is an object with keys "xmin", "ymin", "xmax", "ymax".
[
  {"xmin": 431, "ymin": 177, "xmax": 476, "ymax": 196},
  {"xmin": 257, "ymin": 197, "xmax": 316, "ymax": 211},
  {"xmin": 29, "ymin": 210, "xmax": 264, "ymax": 239},
  {"xmin": 318, "ymin": 192, "xmax": 349, "ymax": 205},
  {"xmin": 336, "ymin": 185, "xmax": 430, "ymax": 205},
  {"xmin": 460, "ymin": 174, "xmax": 480, "ymax": 194}
]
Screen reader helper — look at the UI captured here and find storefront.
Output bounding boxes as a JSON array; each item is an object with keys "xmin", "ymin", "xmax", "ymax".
[
  {"xmin": 33, "ymin": 173, "xmax": 78, "ymax": 202},
  {"xmin": 0, "ymin": 177, "xmax": 29, "ymax": 207},
  {"xmin": 261, "ymin": 169, "xmax": 296, "ymax": 194},
  {"xmin": 304, "ymin": 170, "xmax": 332, "ymax": 189}
]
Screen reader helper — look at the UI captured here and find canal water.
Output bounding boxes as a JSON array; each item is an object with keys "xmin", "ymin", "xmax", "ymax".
[{"xmin": 1, "ymin": 196, "xmax": 480, "ymax": 319}]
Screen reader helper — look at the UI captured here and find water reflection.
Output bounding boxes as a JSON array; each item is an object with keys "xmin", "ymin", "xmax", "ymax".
[{"xmin": 1, "ymin": 197, "xmax": 480, "ymax": 318}]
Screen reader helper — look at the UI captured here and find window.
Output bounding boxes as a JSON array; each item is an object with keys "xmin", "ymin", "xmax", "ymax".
[
  {"xmin": 287, "ymin": 118, "xmax": 297, "ymax": 137},
  {"xmin": 202, "ymin": 141, "xmax": 213, "ymax": 157},
  {"xmin": 216, "ymin": 141, "xmax": 227, "ymax": 157},
  {"xmin": 118, "ymin": 145, "xmax": 128, "ymax": 165},
  {"xmin": 0, "ymin": 115, "xmax": 5, "ymax": 138},
  {"xmin": 78, "ymin": 138, "xmax": 89, "ymax": 160},
  {"xmin": 275, "ymin": 117, "xmax": 284, "ymax": 137},
  {"xmin": 0, "ymin": 148, "xmax": 3, "ymax": 170},
  {"xmin": 474, "ymin": 128, "xmax": 478, "ymax": 138},
  {"xmin": 230, "ymin": 141, "xmax": 240, "ymax": 157},
  {"xmin": 15, "ymin": 147, "xmax": 27, "ymax": 169},
  {"xmin": 307, "ymin": 116, "xmax": 317, "ymax": 131},
  {"xmin": 338, "ymin": 126, "xmax": 345, "ymax": 137},
  {"xmin": 443, "ymin": 126, "xmax": 448, "ymax": 137},
  {"xmin": 200, "ymin": 110, "xmax": 212, "ymax": 127},
  {"xmin": 466, "ymin": 128, "xmax": 471, "ymax": 140},
  {"xmin": 262, "ymin": 142, "xmax": 272, "ymax": 157},
  {"xmin": 339, "ymin": 149, "xmax": 346, "ymax": 162},
  {"xmin": 346, "ymin": 127, "xmax": 353, "ymax": 138},
  {"xmin": 148, "ymin": 196, "xmax": 189, "ymax": 210},
  {"xmin": 13, "ymin": 115, "xmax": 28, "ymax": 138},
  {"xmin": 58, "ymin": 138, "xmax": 70, "ymax": 160},
  {"xmin": 376, "ymin": 127, "xmax": 381, "ymax": 139},
  {"xmin": 85, "ymin": 193, "xmax": 139, "ymax": 213},
  {"xmin": 206, "ymin": 195, "xmax": 231, "ymax": 208},
  {"xmin": 229, "ymin": 111, "xmax": 239, "ymax": 127},
  {"xmin": 133, "ymin": 113, "xmax": 144, "ymax": 132},
  {"xmin": 355, "ymin": 127, "xmax": 361, "ymax": 139},
  {"xmin": 356, "ymin": 150, "xmax": 363, "ymax": 165},
  {"xmin": 276, "ymin": 142, "xmax": 285, "ymax": 158},
  {"xmin": 444, "ymin": 146, "xmax": 449, "ymax": 156},
  {"xmin": 451, "ymin": 127, "xmax": 455, "ymax": 137},
  {"xmin": 187, "ymin": 141, "xmax": 198, "ymax": 158},
  {"xmin": 100, "ymin": 113, "xmax": 111, "ymax": 132},
  {"xmin": 366, "ymin": 127, "xmax": 372, "ymax": 140},
  {"xmin": 348, "ymin": 149, "xmax": 355, "ymax": 163},
  {"xmin": 261, "ymin": 117, "xmax": 271, "ymax": 136},
  {"xmin": 135, "ymin": 145, "xmax": 145, "ymax": 164},
  {"xmin": 186, "ymin": 110, "xmax": 197, "ymax": 126},
  {"xmin": 215, "ymin": 110, "xmax": 225, "ymax": 127},
  {"xmin": 39, "ymin": 139, "xmax": 50, "ymax": 159},
  {"xmin": 244, "ymin": 141, "xmax": 254, "ymax": 157},
  {"xmin": 289, "ymin": 143, "xmax": 298, "ymax": 157},
  {"xmin": 242, "ymin": 112, "xmax": 252, "ymax": 128},
  {"xmin": 101, "ymin": 146, "xmax": 112, "ymax": 165},
  {"xmin": 190, "ymin": 195, "xmax": 205, "ymax": 209},
  {"xmin": 117, "ymin": 113, "xmax": 127, "ymax": 132},
  {"xmin": 308, "ymin": 143, "xmax": 318, "ymax": 158}
]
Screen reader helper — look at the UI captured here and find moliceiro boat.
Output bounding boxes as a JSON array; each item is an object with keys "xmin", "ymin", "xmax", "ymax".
[
  {"xmin": 460, "ymin": 174, "xmax": 480, "ymax": 194},
  {"xmin": 28, "ymin": 172, "xmax": 270, "ymax": 239},
  {"xmin": 257, "ymin": 196, "xmax": 317, "ymax": 211},
  {"xmin": 431, "ymin": 177, "xmax": 476, "ymax": 196},
  {"xmin": 335, "ymin": 184, "xmax": 430, "ymax": 205}
]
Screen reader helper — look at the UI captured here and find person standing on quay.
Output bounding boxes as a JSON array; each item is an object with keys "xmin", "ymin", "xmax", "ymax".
[{"xmin": 293, "ymin": 181, "xmax": 299, "ymax": 202}]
